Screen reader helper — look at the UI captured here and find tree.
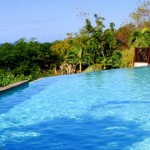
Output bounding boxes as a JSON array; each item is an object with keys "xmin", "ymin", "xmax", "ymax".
[
  {"xmin": 103, "ymin": 22, "xmax": 117, "ymax": 56},
  {"xmin": 84, "ymin": 14, "xmax": 106, "ymax": 61},
  {"xmin": 108, "ymin": 50, "xmax": 122, "ymax": 69},
  {"xmin": 72, "ymin": 34, "xmax": 90, "ymax": 72},
  {"xmin": 0, "ymin": 43, "xmax": 15, "ymax": 70},
  {"xmin": 51, "ymin": 35, "xmax": 74, "ymax": 74},
  {"xmin": 129, "ymin": 27, "xmax": 150, "ymax": 47},
  {"xmin": 130, "ymin": 0, "xmax": 150, "ymax": 28},
  {"xmin": 115, "ymin": 23, "xmax": 136, "ymax": 50}
]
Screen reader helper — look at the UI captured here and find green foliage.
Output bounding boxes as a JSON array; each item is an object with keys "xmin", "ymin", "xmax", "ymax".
[
  {"xmin": 0, "ymin": 71, "xmax": 32, "ymax": 87},
  {"xmin": 0, "ymin": 38, "xmax": 64, "ymax": 86},
  {"xmin": 84, "ymin": 64, "xmax": 103, "ymax": 72},
  {"xmin": 84, "ymin": 50, "xmax": 122, "ymax": 72},
  {"xmin": 107, "ymin": 50, "xmax": 122, "ymax": 69},
  {"xmin": 130, "ymin": 28, "xmax": 150, "ymax": 47},
  {"xmin": 121, "ymin": 47, "xmax": 134, "ymax": 68}
]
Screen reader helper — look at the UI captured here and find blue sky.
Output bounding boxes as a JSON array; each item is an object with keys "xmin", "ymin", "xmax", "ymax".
[{"xmin": 0, "ymin": 0, "xmax": 144, "ymax": 43}]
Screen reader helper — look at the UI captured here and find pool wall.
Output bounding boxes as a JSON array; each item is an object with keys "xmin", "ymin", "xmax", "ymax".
[{"xmin": 0, "ymin": 80, "xmax": 29, "ymax": 94}]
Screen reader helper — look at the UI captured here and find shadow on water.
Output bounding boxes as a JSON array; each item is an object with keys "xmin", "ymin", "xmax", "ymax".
[
  {"xmin": 89, "ymin": 100, "xmax": 150, "ymax": 110},
  {"xmin": 1, "ymin": 116, "xmax": 150, "ymax": 150},
  {"xmin": 0, "ymin": 83, "xmax": 30, "ymax": 114},
  {"xmin": 0, "ymin": 82, "xmax": 29, "ymax": 97},
  {"xmin": 0, "ymin": 76, "xmax": 62, "ymax": 114}
]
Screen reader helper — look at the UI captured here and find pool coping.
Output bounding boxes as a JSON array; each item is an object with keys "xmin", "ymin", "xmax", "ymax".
[{"xmin": 0, "ymin": 80, "xmax": 29, "ymax": 92}]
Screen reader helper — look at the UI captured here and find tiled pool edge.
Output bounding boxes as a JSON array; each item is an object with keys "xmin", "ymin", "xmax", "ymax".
[{"xmin": 0, "ymin": 80, "xmax": 29, "ymax": 93}]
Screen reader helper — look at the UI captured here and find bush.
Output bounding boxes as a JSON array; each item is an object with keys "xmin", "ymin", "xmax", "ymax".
[
  {"xmin": 0, "ymin": 71, "xmax": 32, "ymax": 87},
  {"xmin": 121, "ymin": 47, "xmax": 134, "ymax": 68}
]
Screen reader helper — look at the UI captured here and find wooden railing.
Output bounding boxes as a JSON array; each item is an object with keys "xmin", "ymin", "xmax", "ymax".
[{"xmin": 134, "ymin": 47, "xmax": 150, "ymax": 65}]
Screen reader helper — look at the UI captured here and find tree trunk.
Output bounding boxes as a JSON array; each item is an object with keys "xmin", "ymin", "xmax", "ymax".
[{"xmin": 79, "ymin": 62, "xmax": 82, "ymax": 72}]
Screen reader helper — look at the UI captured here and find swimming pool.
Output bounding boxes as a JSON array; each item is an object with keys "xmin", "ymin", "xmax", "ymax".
[{"xmin": 0, "ymin": 67, "xmax": 150, "ymax": 150}]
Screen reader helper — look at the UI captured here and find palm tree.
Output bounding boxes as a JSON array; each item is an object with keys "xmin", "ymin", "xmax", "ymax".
[{"xmin": 66, "ymin": 47, "xmax": 84, "ymax": 73}]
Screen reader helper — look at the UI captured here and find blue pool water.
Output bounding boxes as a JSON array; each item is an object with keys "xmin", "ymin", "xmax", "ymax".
[{"xmin": 0, "ymin": 67, "xmax": 150, "ymax": 150}]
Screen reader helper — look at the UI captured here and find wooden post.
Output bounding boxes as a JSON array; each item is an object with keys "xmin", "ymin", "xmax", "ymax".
[
  {"xmin": 133, "ymin": 47, "xmax": 137, "ymax": 67},
  {"xmin": 148, "ymin": 47, "xmax": 150, "ymax": 65}
]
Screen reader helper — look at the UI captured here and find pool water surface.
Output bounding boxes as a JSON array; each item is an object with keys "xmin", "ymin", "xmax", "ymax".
[{"xmin": 0, "ymin": 67, "xmax": 150, "ymax": 149}]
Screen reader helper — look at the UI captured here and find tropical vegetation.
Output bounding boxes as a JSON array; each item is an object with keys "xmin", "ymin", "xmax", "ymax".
[{"xmin": 1, "ymin": 0, "xmax": 150, "ymax": 87}]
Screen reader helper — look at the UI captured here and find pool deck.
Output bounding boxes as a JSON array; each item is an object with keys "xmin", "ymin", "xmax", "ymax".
[{"xmin": 0, "ymin": 80, "xmax": 29, "ymax": 92}]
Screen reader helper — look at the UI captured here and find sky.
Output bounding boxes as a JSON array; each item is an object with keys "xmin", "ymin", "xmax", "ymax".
[{"xmin": 0, "ymin": 0, "xmax": 145, "ymax": 43}]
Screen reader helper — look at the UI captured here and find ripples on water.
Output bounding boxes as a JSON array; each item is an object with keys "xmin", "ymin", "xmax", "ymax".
[{"xmin": 0, "ymin": 66, "xmax": 150, "ymax": 149}]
